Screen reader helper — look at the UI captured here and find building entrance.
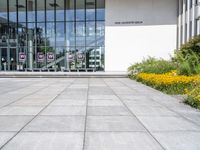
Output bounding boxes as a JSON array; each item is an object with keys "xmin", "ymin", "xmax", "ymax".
[
  {"xmin": 0, "ymin": 47, "xmax": 17, "ymax": 71},
  {"xmin": 0, "ymin": 0, "xmax": 105, "ymax": 72}
]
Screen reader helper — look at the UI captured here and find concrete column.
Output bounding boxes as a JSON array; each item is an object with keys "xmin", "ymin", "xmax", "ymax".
[
  {"xmin": 178, "ymin": 0, "xmax": 182, "ymax": 48},
  {"xmin": 198, "ymin": 0, "xmax": 200, "ymax": 35},
  {"xmin": 182, "ymin": 0, "xmax": 186, "ymax": 44},
  {"xmin": 186, "ymin": 0, "xmax": 190, "ymax": 41},
  {"xmin": 29, "ymin": 40, "xmax": 33, "ymax": 70},
  {"xmin": 191, "ymin": 0, "xmax": 196, "ymax": 36}
]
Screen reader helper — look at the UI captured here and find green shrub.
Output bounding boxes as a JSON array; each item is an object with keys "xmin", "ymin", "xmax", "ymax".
[
  {"xmin": 174, "ymin": 35, "xmax": 200, "ymax": 75},
  {"xmin": 175, "ymin": 49, "xmax": 200, "ymax": 75},
  {"xmin": 128, "ymin": 57, "xmax": 176, "ymax": 74},
  {"xmin": 179, "ymin": 35, "xmax": 200, "ymax": 58}
]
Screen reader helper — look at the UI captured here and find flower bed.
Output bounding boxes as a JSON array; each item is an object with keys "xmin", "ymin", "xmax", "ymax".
[{"xmin": 134, "ymin": 71, "xmax": 200, "ymax": 109}]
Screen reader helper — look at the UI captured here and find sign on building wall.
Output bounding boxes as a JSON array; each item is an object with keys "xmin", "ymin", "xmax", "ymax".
[
  {"xmin": 37, "ymin": 52, "xmax": 45, "ymax": 63},
  {"xmin": 47, "ymin": 52, "xmax": 55, "ymax": 62},
  {"xmin": 19, "ymin": 52, "xmax": 26, "ymax": 63},
  {"xmin": 66, "ymin": 52, "xmax": 75, "ymax": 62}
]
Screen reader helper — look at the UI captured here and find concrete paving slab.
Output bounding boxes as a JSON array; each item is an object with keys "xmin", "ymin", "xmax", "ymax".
[
  {"xmin": 152, "ymin": 131, "xmax": 200, "ymax": 150},
  {"xmin": 87, "ymin": 106, "xmax": 131, "ymax": 116},
  {"xmin": 40, "ymin": 106, "xmax": 86, "ymax": 116},
  {"xmin": 1, "ymin": 132, "xmax": 84, "ymax": 150},
  {"xmin": 11, "ymin": 99, "xmax": 52, "ymax": 106},
  {"xmin": 128, "ymin": 105, "xmax": 178, "ymax": 116},
  {"xmin": 138, "ymin": 116, "xmax": 200, "ymax": 132},
  {"xmin": 88, "ymin": 95, "xmax": 119, "ymax": 100},
  {"xmin": 0, "ymin": 106, "xmax": 44, "ymax": 116},
  {"xmin": 23, "ymin": 116, "xmax": 85, "ymax": 132},
  {"xmin": 88, "ymin": 100, "xmax": 123, "ymax": 106},
  {"xmin": 85, "ymin": 132, "xmax": 164, "ymax": 150},
  {"xmin": 50, "ymin": 100, "xmax": 87, "ymax": 106},
  {"xmin": 0, "ymin": 132, "xmax": 16, "ymax": 148},
  {"xmin": 86, "ymin": 116, "xmax": 146, "ymax": 132},
  {"xmin": 0, "ymin": 116, "xmax": 34, "ymax": 131}
]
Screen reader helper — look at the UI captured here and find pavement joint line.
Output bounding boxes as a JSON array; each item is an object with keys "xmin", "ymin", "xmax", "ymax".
[
  {"xmin": 0, "ymin": 85, "xmax": 51, "ymax": 110},
  {"xmin": 118, "ymin": 79, "xmax": 200, "ymax": 128},
  {"xmin": 103, "ymin": 78, "xmax": 167, "ymax": 150},
  {"xmin": 82, "ymin": 78, "xmax": 90, "ymax": 150},
  {"xmin": 1, "ymin": 130, "xmax": 200, "ymax": 133},
  {"xmin": 0, "ymin": 79, "xmax": 76, "ymax": 150},
  {"xmin": 0, "ymin": 78, "xmax": 48, "ymax": 97}
]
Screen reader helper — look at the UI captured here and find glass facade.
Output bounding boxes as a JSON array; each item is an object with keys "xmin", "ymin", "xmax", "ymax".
[{"xmin": 0, "ymin": 0, "xmax": 105, "ymax": 71}]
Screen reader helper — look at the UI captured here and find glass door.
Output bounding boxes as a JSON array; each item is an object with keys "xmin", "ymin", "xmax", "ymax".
[
  {"xmin": 0, "ymin": 48, "xmax": 8, "ymax": 71},
  {"xmin": 10, "ymin": 48, "xmax": 17, "ymax": 71},
  {"xmin": 0, "ymin": 47, "xmax": 17, "ymax": 71}
]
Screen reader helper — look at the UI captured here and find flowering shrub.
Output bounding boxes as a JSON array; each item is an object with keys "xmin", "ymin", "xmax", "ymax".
[
  {"xmin": 185, "ymin": 85, "xmax": 200, "ymax": 109},
  {"xmin": 135, "ymin": 71, "xmax": 200, "ymax": 95}
]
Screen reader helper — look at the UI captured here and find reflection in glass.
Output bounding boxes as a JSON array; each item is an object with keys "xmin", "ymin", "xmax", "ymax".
[
  {"xmin": 86, "ymin": 21, "xmax": 95, "ymax": 46},
  {"xmin": 76, "ymin": 0, "xmax": 85, "ymax": 21},
  {"xmin": 37, "ymin": 0, "xmax": 45, "ymax": 22},
  {"xmin": 18, "ymin": 23, "xmax": 28, "ymax": 46},
  {"xmin": 96, "ymin": 21, "xmax": 105, "ymax": 46},
  {"xmin": 76, "ymin": 22, "xmax": 85, "ymax": 47},
  {"xmin": 37, "ymin": 23, "xmax": 46, "ymax": 46},
  {"xmin": 27, "ymin": 0, "xmax": 36, "ymax": 22},
  {"xmin": 0, "ymin": 0, "xmax": 7, "ymax": 20},
  {"xmin": 9, "ymin": 0, "xmax": 17, "ymax": 23},
  {"xmin": 46, "ymin": 22, "xmax": 55, "ymax": 47},
  {"xmin": 18, "ymin": 0, "xmax": 26, "ymax": 22},
  {"xmin": 46, "ymin": 0, "xmax": 55, "ymax": 21},
  {"xmin": 66, "ymin": 0, "xmax": 74, "ymax": 21},
  {"xmin": 66, "ymin": 22, "xmax": 75, "ymax": 47},
  {"xmin": 56, "ymin": 22, "xmax": 65, "ymax": 46},
  {"xmin": 86, "ymin": 0, "xmax": 95, "ymax": 21},
  {"xmin": 97, "ymin": 0, "xmax": 105, "ymax": 20},
  {"xmin": 0, "ymin": 0, "xmax": 105, "ymax": 71},
  {"xmin": 56, "ymin": 0, "xmax": 64, "ymax": 21}
]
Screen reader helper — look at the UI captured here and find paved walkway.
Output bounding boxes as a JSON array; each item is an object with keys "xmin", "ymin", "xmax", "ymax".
[{"xmin": 0, "ymin": 78, "xmax": 200, "ymax": 150}]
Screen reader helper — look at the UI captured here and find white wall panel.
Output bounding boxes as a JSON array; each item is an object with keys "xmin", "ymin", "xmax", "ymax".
[{"xmin": 105, "ymin": 0, "xmax": 178, "ymax": 71}]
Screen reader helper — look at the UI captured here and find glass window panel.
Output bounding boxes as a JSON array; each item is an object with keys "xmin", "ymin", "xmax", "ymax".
[
  {"xmin": 96, "ymin": 46, "xmax": 104, "ymax": 70},
  {"xmin": 18, "ymin": 0, "xmax": 26, "ymax": 22},
  {"xmin": 27, "ymin": 0, "xmax": 36, "ymax": 22},
  {"xmin": 56, "ymin": 22, "xmax": 65, "ymax": 46},
  {"xmin": 97, "ymin": 0, "xmax": 105, "ymax": 20},
  {"xmin": 46, "ymin": 22, "xmax": 55, "ymax": 47},
  {"xmin": 86, "ymin": 21, "xmax": 95, "ymax": 46},
  {"xmin": 0, "ymin": 0, "xmax": 8, "ymax": 20},
  {"xmin": 76, "ymin": 21, "xmax": 85, "ymax": 36},
  {"xmin": 66, "ymin": 0, "xmax": 74, "ymax": 21},
  {"xmin": 66, "ymin": 22, "xmax": 75, "ymax": 47},
  {"xmin": 86, "ymin": 47, "xmax": 96, "ymax": 69},
  {"xmin": 37, "ymin": 23, "xmax": 46, "ymax": 46},
  {"xmin": 56, "ymin": 0, "xmax": 64, "ymax": 21},
  {"xmin": 18, "ymin": 23, "xmax": 28, "ymax": 46},
  {"xmin": 0, "ymin": 24, "xmax": 8, "ymax": 38},
  {"xmin": 46, "ymin": 0, "xmax": 55, "ymax": 21},
  {"xmin": 76, "ymin": 21, "xmax": 85, "ymax": 46},
  {"xmin": 96, "ymin": 21, "xmax": 104, "ymax": 46},
  {"xmin": 37, "ymin": 0, "xmax": 45, "ymax": 22},
  {"xmin": 76, "ymin": 0, "xmax": 85, "ymax": 21},
  {"xmin": 9, "ymin": 0, "xmax": 17, "ymax": 23},
  {"xmin": 56, "ymin": 47, "xmax": 65, "ymax": 59},
  {"xmin": 86, "ymin": 0, "xmax": 95, "ymax": 21},
  {"xmin": 27, "ymin": 23, "xmax": 35, "ymax": 46},
  {"xmin": 9, "ymin": 23, "xmax": 17, "ymax": 41}
]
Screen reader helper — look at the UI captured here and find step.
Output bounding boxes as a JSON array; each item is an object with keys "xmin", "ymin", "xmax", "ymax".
[{"xmin": 0, "ymin": 72, "xmax": 128, "ymax": 78}]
